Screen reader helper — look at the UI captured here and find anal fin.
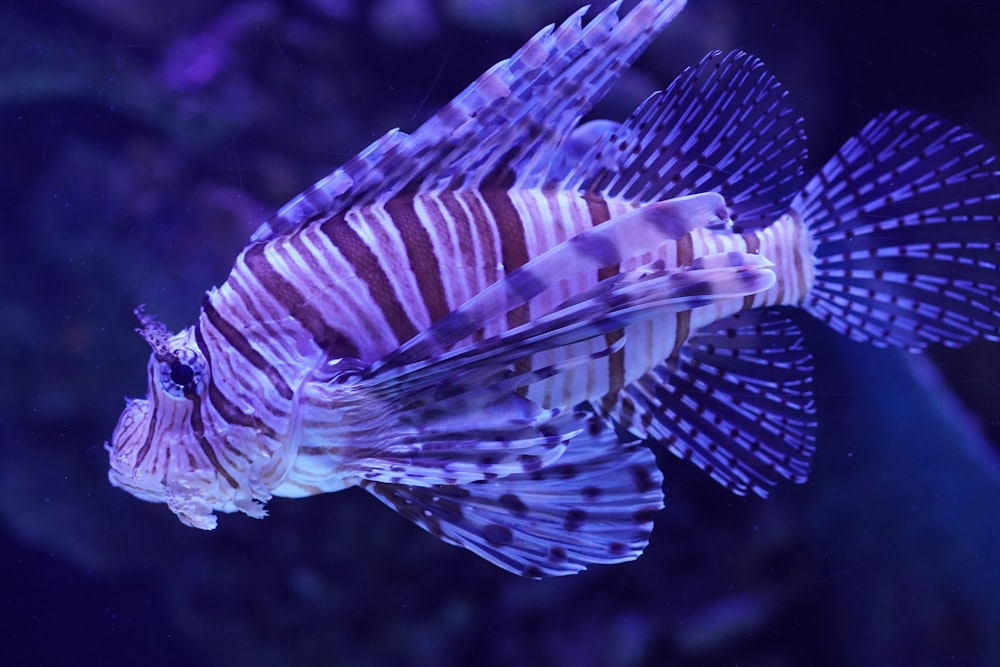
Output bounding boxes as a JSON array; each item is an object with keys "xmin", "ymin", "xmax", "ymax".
[{"xmin": 606, "ymin": 308, "xmax": 817, "ymax": 496}]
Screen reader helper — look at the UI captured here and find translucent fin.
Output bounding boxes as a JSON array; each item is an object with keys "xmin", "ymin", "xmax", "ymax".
[
  {"xmin": 564, "ymin": 50, "xmax": 806, "ymax": 229},
  {"xmin": 548, "ymin": 119, "xmax": 621, "ymax": 181},
  {"xmin": 450, "ymin": 0, "xmax": 687, "ymax": 191},
  {"xmin": 607, "ymin": 308, "xmax": 817, "ymax": 497},
  {"xmin": 252, "ymin": 0, "xmax": 687, "ymax": 243},
  {"xmin": 250, "ymin": 129, "xmax": 408, "ymax": 242},
  {"xmin": 376, "ymin": 192, "xmax": 736, "ymax": 369},
  {"xmin": 361, "ymin": 416, "xmax": 663, "ymax": 578},
  {"xmin": 797, "ymin": 110, "xmax": 1000, "ymax": 350}
]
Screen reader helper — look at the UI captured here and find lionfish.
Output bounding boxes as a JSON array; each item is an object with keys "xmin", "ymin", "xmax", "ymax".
[{"xmin": 108, "ymin": 0, "xmax": 1000, "ymax": 578}]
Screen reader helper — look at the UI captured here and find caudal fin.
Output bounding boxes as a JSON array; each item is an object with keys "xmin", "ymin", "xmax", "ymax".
[{"xmin": 796, "ymin": 110, "xmax": 1000, "ymax": 351}]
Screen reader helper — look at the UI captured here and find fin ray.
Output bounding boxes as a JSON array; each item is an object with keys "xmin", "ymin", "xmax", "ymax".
[
  {"xmin": 606, "ymin": 309, "xmax": 817, "ymax": 496},
  {"xmin": 297, "ymin": 252, "xmax": 773, "ymax": 489},
  {"xmin": 252, "ymin": 0, "xmax": 687, "ymax": 242},
  {"xmin": 564, "ymin": 50, "xmax": 806, "ymax": 229},
  {"xmin": 406, "ymin": 253, "xmax": 776, "ymax": 392},
  {"xmin": 797, "ymin": 110, "xmax": 1000, "ymax": 350},
  {"xmin": 292, "ymin": 361, "xmax": 579, "ymax": 488}
]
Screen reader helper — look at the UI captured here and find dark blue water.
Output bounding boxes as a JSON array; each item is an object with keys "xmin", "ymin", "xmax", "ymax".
[{"xmin": 4, "ymin": 1, "xmax": 1000, "ymax": 665}]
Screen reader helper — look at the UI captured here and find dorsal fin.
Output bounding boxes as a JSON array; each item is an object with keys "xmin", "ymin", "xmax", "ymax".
[
  {"xmin": 795, "ymin": 109, "xmax": 1000, "ymax": 350},
  {"xmin": 563, "ymin": 50, "xmax": 806, "ymax": 229},
  {"xmin": 250, "ymin": 0, "xmax": 687, "ymax": 243}
]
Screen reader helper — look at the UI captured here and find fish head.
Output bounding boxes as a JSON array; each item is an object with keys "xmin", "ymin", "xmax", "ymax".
[{"xmin": 106, "ymin": 309, "xmax": 234, "ymax": 530}]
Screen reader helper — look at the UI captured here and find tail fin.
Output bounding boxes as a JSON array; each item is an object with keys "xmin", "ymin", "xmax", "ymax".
[{"xmin": 795, "ymin": 110, "xmax": 1000, "ymax": 351}]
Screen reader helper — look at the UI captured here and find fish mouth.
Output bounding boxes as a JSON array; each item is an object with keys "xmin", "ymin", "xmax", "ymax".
[
  {"xmin": 107, "ymin": 400, "xmax": 147, "ymax": 460},
  {"xmin": 107, "ymin": 468, "xmax": 163, "ymax": 503},
  {"xmin": 105, "ymin": 452, "xmax": 172, "ymax": 510},
  {"xmin": 106, "ymin": 396, "xmax": 167, "ymax": 501}
]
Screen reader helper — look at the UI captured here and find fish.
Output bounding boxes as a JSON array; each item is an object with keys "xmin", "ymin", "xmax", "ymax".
[{"xmin": 107, "ymin": 0, "xmax": 1000, "ymax": 578}]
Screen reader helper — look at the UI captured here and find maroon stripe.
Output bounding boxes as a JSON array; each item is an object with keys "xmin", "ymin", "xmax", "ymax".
[
  {"xmin": 604, "ymin": 327, "xmax": 627, "ymax": 395},
  {"xmin": 385, "ymin": 197, "xmax": 450, "ymax": 323},
  {"xmin": 676, "ymin": 233, "xmax": 695, "ymax": 268},
  {"xmin": 134, "ymin": 386, "xmax": 159, "ymax": 467},
  {"xmin": 194, "ymin": 324, "xmax": 279, "ymax": 441},
  {"xmin": 481, "ymin": 190, "xmax": 531, "ymax": 330},
  {"xmin": 439, "ymin": 192, "xmax": 476, "ymax": 278},
  {"xmin": 459, "ymin": 192, "xmax": 498, "ymax": 274},
  {"xmin": 671, "ymin": 311, "xmax": 691, "ymax": 358},
  {"xmin": 585, "ymin": 192, "xmax": 612, "ymax": 230},
  {"xmin": 188, "ymin": 395, "xmax": 239, "ymax": 489},
  {"xmin": 459, "ymin": 191, "xmax": 500, "ymax": 341},
  {"xmin": 741, "ymin": 231, "xmax": 761, "ymax": 255},
  {"xmin": 481, "ymin": 189, "xmax": 532, "ymax": 380},
  {"xmin": 201, "ymin": 296, "xmax": 294, "ymax": 401},
  {"xmin": 319, "ymin": 215, "xmax": 419, "ymax": 344},
  {"xmin": 585, "ymin": 194, "xmax": 627, "ymax": 394},
  {"xmin": 741, "ymin": 231, "xmax": 761, "ymax": 310}
]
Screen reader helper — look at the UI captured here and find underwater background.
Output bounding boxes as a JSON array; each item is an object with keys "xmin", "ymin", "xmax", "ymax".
[{"xmin": 4, "ymin": 0, "xmax": 1000, "ymax": 665}]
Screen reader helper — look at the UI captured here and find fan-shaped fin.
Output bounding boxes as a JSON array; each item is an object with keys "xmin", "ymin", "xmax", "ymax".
[
  {"xmin": 606, "ymin": 308, "xmax": 817, "ymax": 497},
  {"xmin": 565, "ymin": 50, "xmax": 806, "ymax": 229},
  {"xmin": 798, "ymin": 109, "xmax": 1000, "ymax": 350},
  {"xmin": 362, "ymin": 416, "xmax": 663, "ymax": 578}
]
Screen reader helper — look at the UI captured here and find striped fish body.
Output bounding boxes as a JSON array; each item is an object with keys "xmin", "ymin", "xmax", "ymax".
[
  {"xmin": 195, "ymin": 186, "xmax": 776, "ymax": 495},
  {"xmin": 108, "ymin": 0, "xmax": 1000, "ymax": 577},
  {"xmin": 208, "ymin": 189, "xmax": 812, "ymax": 410}
]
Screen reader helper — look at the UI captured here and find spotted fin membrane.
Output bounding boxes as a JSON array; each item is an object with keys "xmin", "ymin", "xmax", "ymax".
[{"xmin": 362, "ymin": 416, "xmax": 662, "ymax": 578}]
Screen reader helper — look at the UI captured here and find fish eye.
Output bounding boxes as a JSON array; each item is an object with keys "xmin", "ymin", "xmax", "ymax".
[
  {"xmin": 158, "ymin": 348, "xmax": 206, "ymax": 399},
  {"xmin": 169, "ymin": 360, "xmax": 195, "ymax": 387}
]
